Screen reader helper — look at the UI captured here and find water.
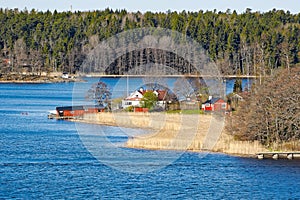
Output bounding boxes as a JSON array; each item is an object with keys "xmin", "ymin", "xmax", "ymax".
[
  {"xmin": 0, "ymin": 82, "xmax": 300, "ymax": 199},
  {"xmin": 81, "ymin": 77, "xmax": 252, "ymax": 99}
]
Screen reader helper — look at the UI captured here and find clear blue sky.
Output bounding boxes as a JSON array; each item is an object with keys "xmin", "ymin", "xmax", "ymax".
[{"xmin": 0, "ymin": 0, "xmax": 299, "ymax": 14}]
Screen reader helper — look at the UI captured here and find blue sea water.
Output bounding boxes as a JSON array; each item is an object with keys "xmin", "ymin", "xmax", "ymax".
[
  {"xmin": 80, "ymin": 77, "xmax": 252, "ymax": 99},
  {"xmin": 0, "ymin": 81, "xmax": 300, "ymax": 199}
]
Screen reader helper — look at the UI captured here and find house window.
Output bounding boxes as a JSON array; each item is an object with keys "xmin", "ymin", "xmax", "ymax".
[
  {"xmin": 222, "ymin": 103, "xmax": 226, "ymax": 109},
  {"xmin": 205, "ymin": 103, "xmax": 210, "ymax": 107},
  {"xmin": 125, "ymin": 102, "xmax": 132, "ymax": 105}
]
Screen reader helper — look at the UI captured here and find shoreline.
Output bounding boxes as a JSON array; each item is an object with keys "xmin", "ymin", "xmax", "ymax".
[
  {"xmin": 0, "ymin": 72, "xmax": 87, "ymax": 84},
  {"xmin": 0, "ymin": 77, "xmax": 84, "ymax": 84},
  {"xmin": 0, "ymin": 80, "xmax": 76, "ymax": 84},
  {"xmin": 72, "ymin": 112, "xmax": 268, "ymax": 157}
]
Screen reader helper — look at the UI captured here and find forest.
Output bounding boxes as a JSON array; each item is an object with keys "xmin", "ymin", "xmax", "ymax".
[{"xmin": 0, "ymin": 8, "xmax": 299, "ymax": 75}]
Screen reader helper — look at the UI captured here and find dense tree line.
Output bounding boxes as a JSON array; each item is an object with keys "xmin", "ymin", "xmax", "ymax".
[
  {"xmin": 104, "ymin": 48, "xmax": 195, "ymax": 75},
  {"xmin": 0, "ymin": 8, "xmax": 299, "ymax": 75},
  {"xmin": 227, "ymin": 67, "xmax": 300, "ymax": 149}
]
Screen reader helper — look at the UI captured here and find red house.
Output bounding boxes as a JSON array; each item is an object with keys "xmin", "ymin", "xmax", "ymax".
[{"xmin": 202, "ymin": 97, "xmax": 227, "ymax": 111}]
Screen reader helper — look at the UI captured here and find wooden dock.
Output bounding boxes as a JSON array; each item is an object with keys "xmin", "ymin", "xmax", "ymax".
[{"xmin": 256, "ymin": 152, "xmax": 300, "ymax": 160}]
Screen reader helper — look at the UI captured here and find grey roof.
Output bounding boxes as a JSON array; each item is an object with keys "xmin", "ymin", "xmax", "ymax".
[
  {"xmin": 203, "ymin": 97, "xmax": 221, "ymax": 104},
  {"xmin": 56, "ymin": 105, "xmax": 104, "ymax": 111}
]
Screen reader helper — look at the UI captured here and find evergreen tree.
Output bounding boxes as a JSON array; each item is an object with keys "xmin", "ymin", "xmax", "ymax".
[{"xmin": 233, "ymin": 79, "xmax": 242, "ymax": 93}]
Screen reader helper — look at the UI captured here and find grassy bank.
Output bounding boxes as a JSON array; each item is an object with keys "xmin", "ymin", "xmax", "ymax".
[{"xmin": 77, "ymin": 112, "xmax": 267, "ymax": 156}]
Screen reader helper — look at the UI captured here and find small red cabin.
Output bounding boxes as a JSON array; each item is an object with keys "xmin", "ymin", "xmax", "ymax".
[{"xmin": 202, "ymin": 97, "xmax": 227, "ymax": 111}]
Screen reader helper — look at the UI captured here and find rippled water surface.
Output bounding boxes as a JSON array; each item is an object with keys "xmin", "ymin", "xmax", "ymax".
[{"xmin": 0, "ymin": 82, "xmax": 300, "ymax": 199}]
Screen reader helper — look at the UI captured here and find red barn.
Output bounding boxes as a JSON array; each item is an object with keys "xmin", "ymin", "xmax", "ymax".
[{"xmin": 202, "ymin": 97, "xmax": 227, "ymax": 111}]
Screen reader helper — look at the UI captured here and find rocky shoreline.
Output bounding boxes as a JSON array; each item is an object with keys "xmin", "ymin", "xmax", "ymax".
[{"xmin": 0, "ymin": 73, "xmax": 83, "ymax": 83}]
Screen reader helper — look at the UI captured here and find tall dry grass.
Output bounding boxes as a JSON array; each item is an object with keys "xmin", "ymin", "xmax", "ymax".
[{"xmin": 79, "ymin": 112, "xmax": 267, "ymax": 156}]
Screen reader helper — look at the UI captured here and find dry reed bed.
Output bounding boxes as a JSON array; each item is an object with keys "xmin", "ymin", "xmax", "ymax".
[{"xmin": 80, "ymin": 112, "xmax": 267, "ymax": 156}]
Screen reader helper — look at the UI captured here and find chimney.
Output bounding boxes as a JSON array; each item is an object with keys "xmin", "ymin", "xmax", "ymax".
[{"xmin": 209, "ymin": 96, "xmax": 212, "ymax": 100}]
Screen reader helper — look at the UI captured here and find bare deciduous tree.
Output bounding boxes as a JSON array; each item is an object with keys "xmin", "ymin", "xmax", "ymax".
[
  {"xmin": 227, "ymin": 67, "xmax": 300, "ymax": 150},
  {"xmin": 86, "ymin": 81, "xmax": 112, "ymax": 110}
]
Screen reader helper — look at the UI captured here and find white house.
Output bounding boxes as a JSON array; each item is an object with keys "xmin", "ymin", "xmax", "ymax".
[
  {"xmin": 122, "ymin": 90, "xmax": 144, "ymax": 108},
  {"xmin": 121, "ymin": 88, "xmax": 168, "ymax": 109}
]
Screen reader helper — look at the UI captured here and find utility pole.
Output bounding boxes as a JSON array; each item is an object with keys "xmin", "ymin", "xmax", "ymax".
[{"xmin": 223, "ymin": 79, "xmax": 226, "ymax": 100}]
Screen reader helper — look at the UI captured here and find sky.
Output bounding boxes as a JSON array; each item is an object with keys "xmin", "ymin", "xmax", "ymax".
[
  {"xmin": 0, "ymin": 0, "xmax": 299, "ymax": 14},
  {"xmin": 0, "ymin": 0, "xmax": 300, "ymax": 14}
]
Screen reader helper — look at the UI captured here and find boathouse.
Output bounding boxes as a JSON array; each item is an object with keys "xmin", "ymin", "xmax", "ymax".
[{"xmin": 56, "ymin": 105, "xmax": 104, "ymax": 118}]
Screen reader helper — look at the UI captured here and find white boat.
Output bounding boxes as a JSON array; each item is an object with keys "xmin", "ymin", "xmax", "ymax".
[{"xmin": 47, "ymin": 110, "xmax": 57, "ymax": 119}]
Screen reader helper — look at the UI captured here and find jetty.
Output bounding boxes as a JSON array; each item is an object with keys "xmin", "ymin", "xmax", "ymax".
[{"xmin": 256, "ymin": 152, "xmax": 300, "ymax": 160}]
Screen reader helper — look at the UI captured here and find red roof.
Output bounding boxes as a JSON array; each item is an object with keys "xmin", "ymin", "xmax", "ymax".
[
  {"xmin": 156, "ymin": 90, "xmax": 167, "ymax": 101},
  {"xmin": 125, "ymin": 89, "xmax": 167, "ymax": 101}
]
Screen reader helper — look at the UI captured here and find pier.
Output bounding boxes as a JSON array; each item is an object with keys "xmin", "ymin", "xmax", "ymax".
[{"xmin": 256, "ymin": 152, "xmax": 300, "ymax": 160}]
